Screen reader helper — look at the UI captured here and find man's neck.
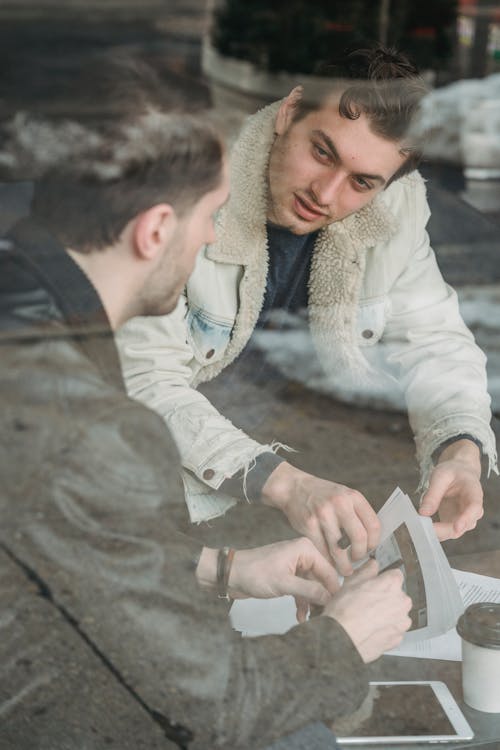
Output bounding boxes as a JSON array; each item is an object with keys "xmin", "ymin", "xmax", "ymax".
[
  {"xmin": 267, "ymin": 220, "xmax": 314, "ymax": 235},
  {"xmin": 66, "ymin": 246, "xmax": 134, "ymax": 331}
]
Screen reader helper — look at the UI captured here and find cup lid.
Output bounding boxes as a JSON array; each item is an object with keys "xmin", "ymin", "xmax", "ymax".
[{"xmin": 457, "ymin": 602, "xmax": 500, "ymax": 649}]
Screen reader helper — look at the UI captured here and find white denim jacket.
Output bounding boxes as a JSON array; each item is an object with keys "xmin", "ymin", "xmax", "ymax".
[{"xmin": 118, "ymin": 102, "xmax": 497, "ymax": 522}]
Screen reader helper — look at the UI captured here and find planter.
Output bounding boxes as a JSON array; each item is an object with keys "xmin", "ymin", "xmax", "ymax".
[
  {"xmin": 202, "ymin": 38, "xmax": 338, "ymax": 117},
  {"xmin": 202, "ymin": 38, "xmax": 435, "ymax": 140}
]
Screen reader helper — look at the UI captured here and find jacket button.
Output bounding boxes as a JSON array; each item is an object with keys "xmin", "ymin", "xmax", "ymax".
[
  {"xmin": 362, "ymin": 329, "xmax": 374, "ymax": 339},
  {"xmin": 206, "ymin": 349, "xmax": 215, "ymax": 359},
  {"xmin": 203, "ymin": 468, "xmax": 215, "ymax": 480}
]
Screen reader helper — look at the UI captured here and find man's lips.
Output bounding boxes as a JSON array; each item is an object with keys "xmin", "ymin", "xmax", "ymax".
[{"xmin": 293, "ymin": 194, "xmax": 327, "ymax": 221}]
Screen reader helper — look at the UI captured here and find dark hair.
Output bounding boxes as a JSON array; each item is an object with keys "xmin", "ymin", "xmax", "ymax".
[
  {"xmin": 294, "ymin": 46, "xmax": 428, "ymax": 183},
  {"xmin": 28, "ymin": 56, "xmax": 224, "ymax": 253}
]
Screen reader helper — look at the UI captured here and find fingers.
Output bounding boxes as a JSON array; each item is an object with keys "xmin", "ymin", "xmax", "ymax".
[
  {"xmin": 314, "ymin": 492, "xmax": 379, "ymax": 572},
  {"xmin": 298, "ymin": 539, "xmax": 341, "ymax": 595},
  {"xmin": 453, "ymin": 511, "xmax": 481, "ymax": 537},
  {"xmin": 343, "ymin": 557, "xmax": 379, "ymax": 588},
  {"xmin": 453, "ymin": 497, "xmax": 484, "ymax": 536},
  {"xmin": 324, "ymin": 566, "xmax": 412, "ymax": 663},
  {"xmin": 329, "ymin": 545, "xmax": 354, "ymax": 577},
  {"xmin": 419, "ymin": 470, "xmax": 450, "ymax": 516},
  {"xmin": 451, "ymin": 514, "xmax": 470, "ymax": 538},
  {"xmin": 432, "ymin": 521, "xmax": 453, "ymax": 541},
  {"xmin": 352, "ymin": 496, "xmax": 381, "ymax": 552},
  {"xmin": 283, "ymin": 475, "xmax": 379, "ymax": 571},
  {"xmin": 294, "ymin": 596, "xmax": 309, "ymax": 624},
  {"xmin": 433, "ymin": 518, "xmax": 474, "ymax": 541},
  {"xmin": 329, "ymin": 492, "xmax": 380, "ymax": 564},
  {"xmin": 286, "ymin": 576, "xmax": 332, "ymax": 608},
  {"xmin": 377, "ymin": 567, "xmax": 406, "ymax": 591},
  {"xmin": 432, "ymin": 493, "xmax": 484, "ymax": 540},
  {"xmin": 301, "ymin": 515, "xmax": 353, "ymax": 576},
  {"xmin": 333, "ymin": 513, "xmax": 367, "ymax": 564},
  {"xmin": 302, "ymin": 522, "xmax": 334, "ymax": 563}
]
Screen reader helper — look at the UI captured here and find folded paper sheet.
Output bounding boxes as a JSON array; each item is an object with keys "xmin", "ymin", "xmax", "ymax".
[{"xmin": 231, "ymin": 488, "xmax": 500, "ymax": 660}]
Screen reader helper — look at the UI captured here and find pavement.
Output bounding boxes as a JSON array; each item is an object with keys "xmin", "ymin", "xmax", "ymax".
[
  {"xmin": 0, "ymin": 552, "xmax": 176, "ymax": 750},
  {"xmin": 1, "ymin": 4, "xmax": 500, "ymax": 749}
]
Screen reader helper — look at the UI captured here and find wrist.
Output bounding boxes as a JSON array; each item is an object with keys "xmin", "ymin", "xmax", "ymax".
[
  {"xmin": 195, "ymin": 546, "xmax": 238, "ymax": 600},
  {"xmin": 438, "ymin": 439, "xmax": 481, "ymax": 475},
  {"xmin": 195, "ymin": 547, "xmax": 218, "ymax": 590},
  {"xmin": 261, "ymin": 461, "xmax": 307, "ymax": 509},
  {"xmin": 216, "ymin": 546, "xmax": 236, "ymax": 600}
]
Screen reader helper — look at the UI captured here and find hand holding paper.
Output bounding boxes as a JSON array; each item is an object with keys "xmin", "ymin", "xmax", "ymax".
[
  {"xmin": 323, "ymin": 559, "xmax": 412, "ymax": 663},
  {"xmin": 231, "ymin": 487, "xmax": 466, "ymax": 654},
  {"xmin": 420, "ymin": 438, "xmax": 483, "ymax": 540},
  {"xmin": 228, "ymin": 536, "xmax": 340, "ymax": 621}
]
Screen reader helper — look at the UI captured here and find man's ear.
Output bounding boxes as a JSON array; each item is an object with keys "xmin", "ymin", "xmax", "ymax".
[
  {"xmin": 133, "ymin": 203, "xmax": 177, "ymax": 261},
  {"xmin": 274, "ymin": 86, "xmax": 304, "ymax": 135}
]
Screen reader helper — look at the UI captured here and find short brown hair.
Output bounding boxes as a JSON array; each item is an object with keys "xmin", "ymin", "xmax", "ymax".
[
  {"xmin": 27, "ymin": 57, "xmax": 224, "ymax": 252},
  {"xmin": 294, "ymin": 46, "xmax": 428, "ymax": 184}
]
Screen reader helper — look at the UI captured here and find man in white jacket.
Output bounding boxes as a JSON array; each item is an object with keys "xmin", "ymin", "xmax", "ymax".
[{"xmin": 119, "ymin": 46, "xmax": 497, "ymax": 574}]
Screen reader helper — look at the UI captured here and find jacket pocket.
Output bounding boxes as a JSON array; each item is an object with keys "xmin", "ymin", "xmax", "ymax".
[
  {"xmin": 186, "ymin": 305, "xmax": 233, "ymax": 364},
  {"xmin": 356, "ymin": 298, "xmax": 388, "ymax": 347}
]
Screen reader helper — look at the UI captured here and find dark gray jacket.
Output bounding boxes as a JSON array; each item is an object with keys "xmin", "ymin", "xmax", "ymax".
[{"xmin": 0, "ymin": 218, "xmax": 367, "ymax": 749}]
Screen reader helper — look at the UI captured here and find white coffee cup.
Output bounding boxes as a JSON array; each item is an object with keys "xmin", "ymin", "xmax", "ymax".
[{"xmin": 457, "ymin": 602, "xmax": 500, "ymax": 713}]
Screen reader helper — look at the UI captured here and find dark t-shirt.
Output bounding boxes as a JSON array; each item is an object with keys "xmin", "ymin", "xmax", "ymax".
[
  {"xmin": 257, "ymin": 223, "xmax": 317, "ymax": 327},
  {"xmin": 220, "ymin": 224, "xmax": 317, "ymax": 500}
]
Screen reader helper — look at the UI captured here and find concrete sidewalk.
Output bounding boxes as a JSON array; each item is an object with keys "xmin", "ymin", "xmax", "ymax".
[{"xmin": 0, "ymin": 547, "xmax": 177, "ymax": 750}]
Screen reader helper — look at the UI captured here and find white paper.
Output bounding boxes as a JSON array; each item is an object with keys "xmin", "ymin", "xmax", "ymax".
[
  {"xmin": 361, "ymin": 488, "xmax": 463, "ymax": 646},
  {"xmin": 456, "ymin": 568, "xmax": 500, "ymax": 607},
  {"xmin": 230, "ymin": 489, "xmax": 500, "ymax": 660},
  {"xmin": 230, "ymin": 595, "xmax": 297, "ymax": 637},
  {"xmin": 388, "ymin": 568, "xmax": 500, "ymax": 660}
]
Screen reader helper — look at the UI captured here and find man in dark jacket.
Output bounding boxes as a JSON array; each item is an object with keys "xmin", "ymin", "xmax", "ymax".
[{"xmin": 0, "ymin": 63, "xmax": 411, "ymax": 749}]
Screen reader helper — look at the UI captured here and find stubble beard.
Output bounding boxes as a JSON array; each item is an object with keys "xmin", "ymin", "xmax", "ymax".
[
  {"xmin": 137, "ymin": 247, "xmax": 184, "ymax": 318},
  {"xmin": 267, "ymin": 190, "xmax": 308, "ymax": 235}
]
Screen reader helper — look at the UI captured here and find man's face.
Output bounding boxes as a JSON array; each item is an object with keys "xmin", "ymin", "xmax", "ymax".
[
  {"xmin": 142, "ymin": 160, "xmax": 230, "ymax": 316},
  {"xmin": 267, "ymin": 98, "xmax": 407, "ymax": 234}
]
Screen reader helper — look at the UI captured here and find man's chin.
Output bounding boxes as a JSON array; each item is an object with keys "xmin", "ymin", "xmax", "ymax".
[
  {"xmin": 271, "ymin": 207, "xmax": 332, "ymax": 235},
  {"xmin": 156, "ymin": 300, "xmax": 177, "ymax": 316},
  {"xmin": 145, "ymin": 296, "xmax": 178, "ymax": 318},
  {"xmin": 284, "ymin": 216, "xmax": 326, "ymax": 235}
]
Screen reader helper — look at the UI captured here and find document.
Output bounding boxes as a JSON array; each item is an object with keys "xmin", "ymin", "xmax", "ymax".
[
  {"xmin": 373, "ymin": 487, "xmax": 464, "ymax": 646},
  {"xmin": 230, "ymin": 488, "xmax": 500, "ymax": 660},
  {"xmin": 389, "ymin": 568, "xmax": 500, "ymax": 661}
]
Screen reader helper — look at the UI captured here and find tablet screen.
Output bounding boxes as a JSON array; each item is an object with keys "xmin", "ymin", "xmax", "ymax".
[{"xmin": 336, "ymin": 684, "xmax": 456, "ymax": 738}]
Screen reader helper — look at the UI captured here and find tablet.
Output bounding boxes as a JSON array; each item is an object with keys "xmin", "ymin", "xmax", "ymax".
[{"xmin": 332, "ymin": 681, "xmax": 474, "ymax": 744}]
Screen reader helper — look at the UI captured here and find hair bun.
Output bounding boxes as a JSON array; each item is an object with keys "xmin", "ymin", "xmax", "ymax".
[{"xmin": 368, "ymin": 46, "xmax": 420, "ymax": 79}]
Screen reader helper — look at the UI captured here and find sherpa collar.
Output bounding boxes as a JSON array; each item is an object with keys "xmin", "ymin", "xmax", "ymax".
[
  {"xmin": 207, "ymin": 100, "xmax": 398, "ymax": 266},
  {"xmin": 197, "ymin": 100, "xmax": 400, "ymax": 385}
]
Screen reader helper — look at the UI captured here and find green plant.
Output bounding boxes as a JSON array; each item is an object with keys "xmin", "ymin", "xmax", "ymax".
[{"xmin": 212, "ymin": 0, "xmax": 458, "ymax": 74}]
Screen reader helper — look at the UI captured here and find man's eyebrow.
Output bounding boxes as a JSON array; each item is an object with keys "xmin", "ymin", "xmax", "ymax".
[{"xmin": 312, "ymin": 129, "xmax": 387, "ymax": 186}]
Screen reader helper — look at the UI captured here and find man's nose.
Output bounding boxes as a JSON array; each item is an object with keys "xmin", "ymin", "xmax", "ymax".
[{"xmin": 311, "ymin": 170, "xmax": 344, "ymax": 207}]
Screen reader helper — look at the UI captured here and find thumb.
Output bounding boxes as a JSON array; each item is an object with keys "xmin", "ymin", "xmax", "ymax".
[
  {"xmin": 419, "ymin": 470, "xmax": 449, "ymax": 516},
  {"xmin": 294, "ymin": 596, "xmax": 310, "ymax": 623},
  {"xmin": 344, "ymin": 557, "xmax": 379, "ymax": 588},
  {"xmin": 300, "ymin": 544, "xmax": 341, "ymax": 595}
]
